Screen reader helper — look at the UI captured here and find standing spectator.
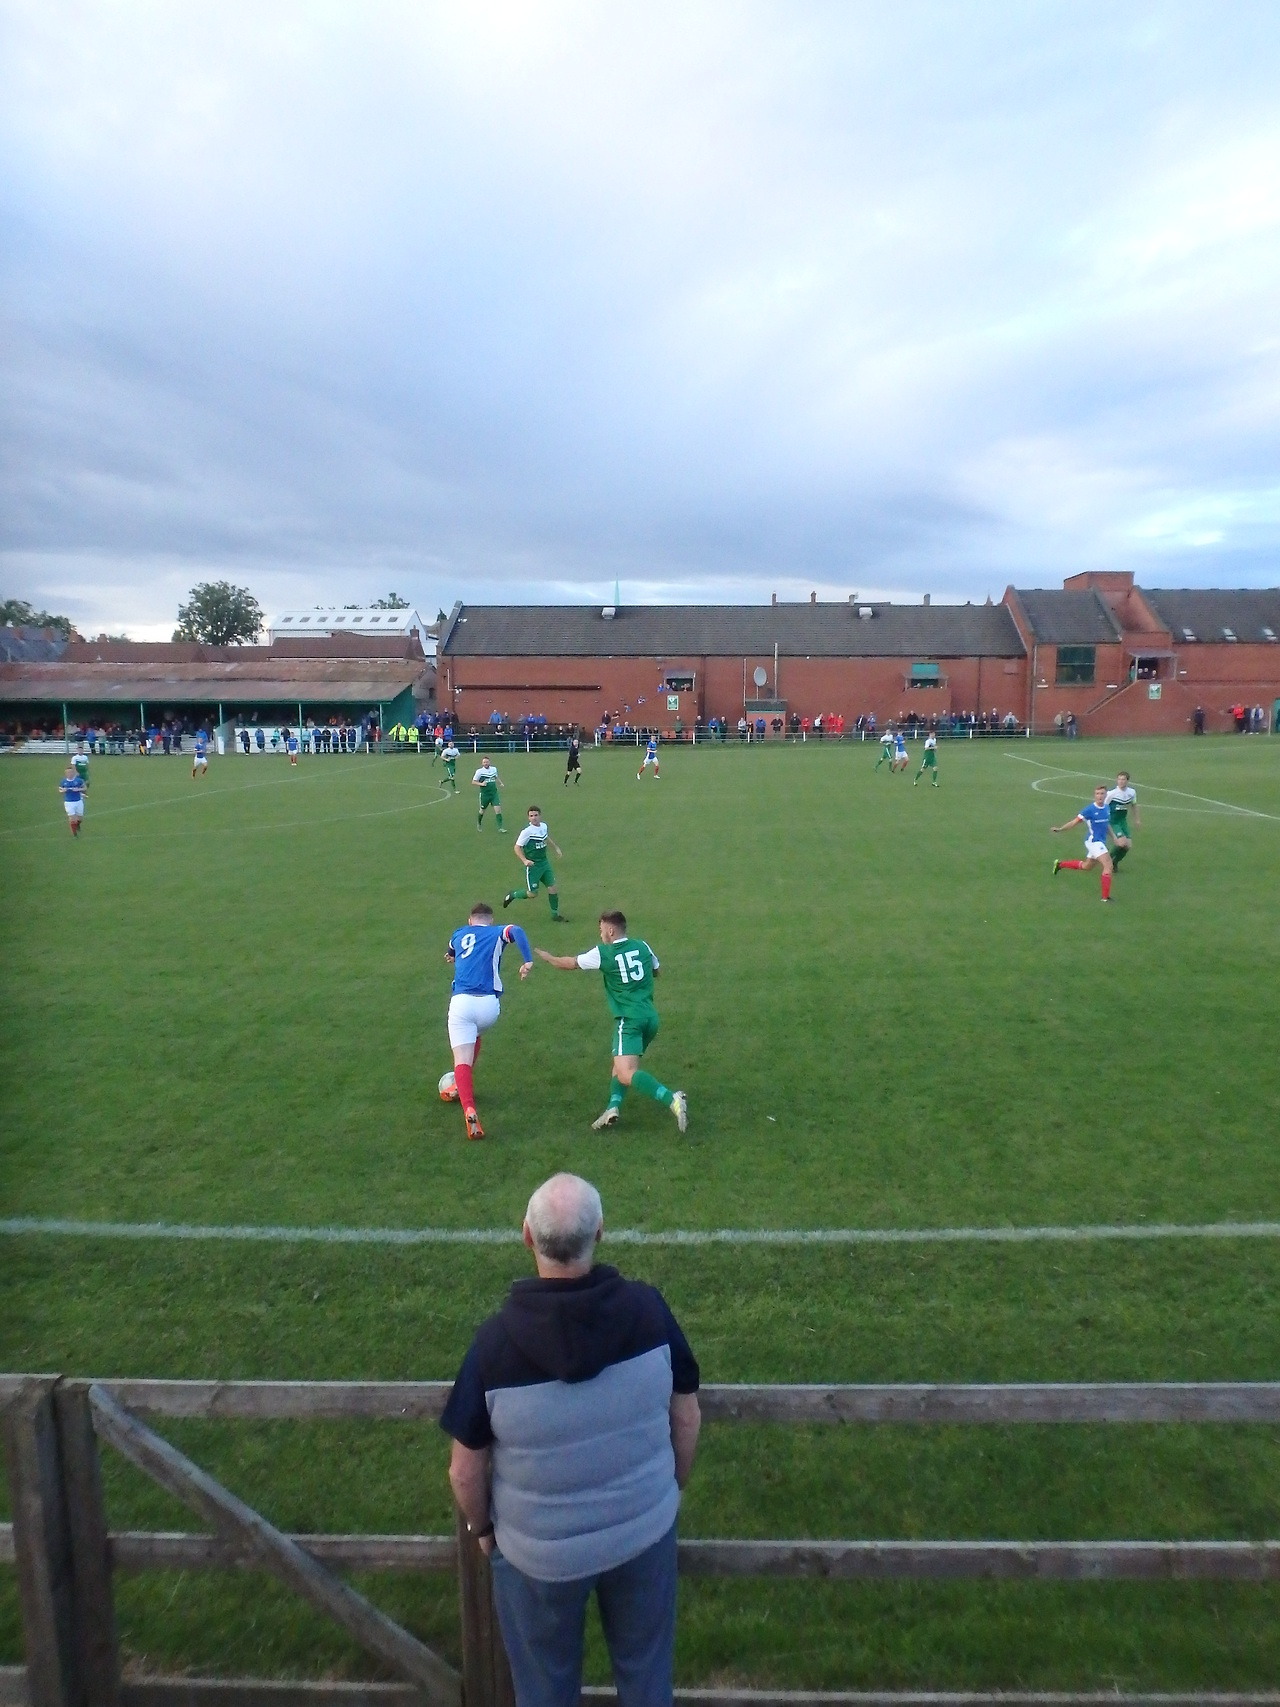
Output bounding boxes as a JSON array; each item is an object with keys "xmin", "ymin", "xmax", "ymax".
[
  {"xmin": 442, "ymin": 1172, "xmax": 700, "ymax": 1707},
  {"xmin": 1192, "ymin": 705, "xmax": 1206, "ymax": 735},
  {"xmin": 255, "ymin": 726, "xmax": 266, "ymax": 752}
]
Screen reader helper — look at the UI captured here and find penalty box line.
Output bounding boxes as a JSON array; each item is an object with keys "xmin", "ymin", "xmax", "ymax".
[
  {"xmin": 1003, "ymin": 752, "xmax": 1280, "ymax": 820},
  {"xmin": 4, "ymin": 1217, "xmax": 1280, "ymax": 1248}
]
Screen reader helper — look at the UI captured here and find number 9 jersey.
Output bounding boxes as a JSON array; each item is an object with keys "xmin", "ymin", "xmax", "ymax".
[
  {"xmin": 450, "ymin": 923, "xmax": 530, "ymax": 996},
  {"xmin": 577, "ymin": 938, "xmax": 660, "ymax": 1020}
]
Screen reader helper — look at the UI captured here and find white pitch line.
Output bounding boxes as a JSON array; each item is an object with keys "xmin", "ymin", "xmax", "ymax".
[
  {"xmin": 4, "ymin": 1216, "xmax": 1280, "ymax": 1248},
  {"xmin": 1004, "ymin": 753, "xmax": 1280, "ymax": 820}
]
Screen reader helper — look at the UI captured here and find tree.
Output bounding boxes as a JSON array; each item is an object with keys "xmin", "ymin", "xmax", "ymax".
[
  {"xmin": 173, "ymin": 582, "xmax": 263, "ymax": 646},
  {"xmin": 1, "ymin": 598, "xmax": 75, "ymax": 637},
  {"xmin": 372, "ymin": 592, "xmax": 411, "ymax": 609}
]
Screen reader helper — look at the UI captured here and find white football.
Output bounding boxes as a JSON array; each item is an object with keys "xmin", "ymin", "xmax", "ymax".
[{"xmin": 438, "ymin": 1071, "xmax": 459, "ymax": 1103}]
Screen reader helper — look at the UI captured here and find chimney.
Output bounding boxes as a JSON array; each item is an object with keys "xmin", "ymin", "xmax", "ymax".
[
  {"xmin": 810, "ymin": 591, "xmax": 816, "ymax": 604},
  {"xmin": 771, "ymin": 592, "xmax": 777, "ymax": 606},
  {"xmin": 923, "ymin": 593, "xmax": 931, "ymax": 606}
]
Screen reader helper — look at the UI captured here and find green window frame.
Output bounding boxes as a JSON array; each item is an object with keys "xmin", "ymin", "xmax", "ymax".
[
  {"xmin": 908, "ymin": 662, "xmax": 942, "ymax": 688},
  {"xmin": 1055, "ymin": 645, "xmax": 1096, "ymax": 685}
]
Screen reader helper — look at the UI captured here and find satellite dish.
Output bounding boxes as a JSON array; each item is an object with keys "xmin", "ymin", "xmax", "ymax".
[{"xmin": 753, "ymin": 667, "xmax": 768, "ymax": 687}]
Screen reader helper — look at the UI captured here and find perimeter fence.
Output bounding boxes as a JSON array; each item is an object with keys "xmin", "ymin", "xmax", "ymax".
[{"xmin": 4, "ymin": 1375, "xmax": 1280, "ymax": 1707}]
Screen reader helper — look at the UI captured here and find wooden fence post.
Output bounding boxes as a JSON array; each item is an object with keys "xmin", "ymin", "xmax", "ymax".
[
  {"xmin": 2, "ymin": 1378, "xmax": 82, "ymax": 1707},
  {"xmin": 53, "ymin": 1384, "xmax": 119, "ymax": 1707},
  {"xmin": 454, "ymin": 1508, "xmax": 514, "ymax": 1707}
]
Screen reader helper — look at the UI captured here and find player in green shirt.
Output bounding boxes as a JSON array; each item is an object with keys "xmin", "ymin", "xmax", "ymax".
[
  {"xmin": 536, "ymin": 909, "xmax": 688, "ymax": 1133},
  {"xmin": 1105, "ymin": 771, "xmax": 1140, "ymax": 867},
  {"xmin": 441, "ymin": 741, "xmax": 460, "ymax": 791},
  {"xmin": 504, "ymin": 806, "xmax": 566, "ymax": 919},
  {"xmin": 73, "ymin": 750, "xmax": 90, "ymax": 784},
  {"xmin": 471, "ymin": 760, "xmax": 505, "ymax": 831}
]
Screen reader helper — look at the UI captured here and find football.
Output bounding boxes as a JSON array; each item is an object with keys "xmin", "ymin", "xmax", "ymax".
[{"xmin": 438, "ymin": 1071, "xmax": 459, "ymax": 1102}]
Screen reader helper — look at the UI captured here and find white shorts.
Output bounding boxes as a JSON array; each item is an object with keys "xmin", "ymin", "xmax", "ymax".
[
  {"xmin": 447, "ymin": 993, "xmax": 501, "ymax": 1049},
  {"xmin": 1084, "ymin": 839, "xmax": 1108, "ymax": 861},
  {"xmin": 641, "ymin": 753, "xmax": 658, "ymax": 768},
  {"xmin": 194, "ymin": 755, "xmax": 208, "ymax": 767},
  {"xmin": 64, "ymin": 800, "xmax": 84, "ymax": 819}
]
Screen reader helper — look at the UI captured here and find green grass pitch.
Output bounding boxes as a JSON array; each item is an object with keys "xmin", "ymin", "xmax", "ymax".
[{"xmin": 3, "ymin": 736, "xmax": 1280, "ymax": 1689}]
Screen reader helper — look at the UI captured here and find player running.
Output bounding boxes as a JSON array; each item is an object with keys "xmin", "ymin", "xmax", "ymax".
[
  {"xmin": 536, "ymin": 910, "xmax": 687, "ymax": 1134},
  {"xmin": 192, "ymin": 731, "xmax": 209, "ymax": 777},
  {"xmin": 564, "ymin": 735, "xmax": 582, "ymax": 786},
  {"xmin": 914, "ymin": 733, "xmax": 939, "ymax": 787},
  {"xmin": 59, "ymin": 762, "xmax": 87, "ymax": 836},
  {"xmin": 892, "ymin": 730, "xmax": 910, "ymax": 771},
  {"xmin": 73, "ymin": 748, "xmax": 90, "ymax": 785},
  {"xmin": 874, "ymin": 729, "xmax": 895, "ymax": 770},
  {"xmin": 1106, "ymin": 771, "xmax": 1140, "ymax": 868},
  {"xmin": 472, "ymin": 759, "xmax": 505, "ymax": 831},
  {"xmin": 1051, "ymin": 785, "xmax": 1116, "ymax": 902},
  {"xmin": 637, "ymin": 733, "xmax": 660, "ymax": 780},
  {"xmin": 286, "ymin": 729, "xmax": 299, "ymax": 767},
  {"xmin": 443, "ymin": 903, "xmax": 533, "ymax": 1140},
  {"xmin": 441, "ymin": 739, "xmax": 460, "ymax": 791},
  {"xmin": 432, "ymin": 723, "xmax": 444, "ymax": 764},
  {"xmin": 504, "ymin": 807, "xmax": 566, "ymax": 921}
]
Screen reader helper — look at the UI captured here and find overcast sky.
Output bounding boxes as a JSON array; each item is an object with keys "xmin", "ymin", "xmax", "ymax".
[{"xmin": 3, "ymin": 2, "xmax": 1280, "ymax": 638}]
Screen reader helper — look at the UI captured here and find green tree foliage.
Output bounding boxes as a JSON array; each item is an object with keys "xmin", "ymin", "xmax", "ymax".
[
  {"xmin": 372, "ymin": 592, "xmax": 411, "ymax": 609},
  {"xmin": 173, "ymin": 582, "xmax": 263, "ymax": 646},
  {"xmin": 0, "ymin": 598, "xmax": 75, "ymax": 637}
]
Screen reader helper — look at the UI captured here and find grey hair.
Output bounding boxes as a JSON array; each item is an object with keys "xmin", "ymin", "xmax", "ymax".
[{"xmin": 525, "ymin": 1173, "xmax": 603, "ymax": 1265}]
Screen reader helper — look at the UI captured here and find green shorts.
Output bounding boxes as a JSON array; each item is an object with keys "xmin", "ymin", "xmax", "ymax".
[
  {"xmin": 610, "ymin": 1009, "xmax": 659, "ymax": 1059},
  {"xmin": 922, "ymin": 749, "xmax": 937, "ymax": 767},
  {"xmin": 444, "ymin": 761, "xmax": 456, "ymax": 778},
  {"xmin": 523, "ymin": 860, "xmax": 555, "ymax": 892},
  {"xmin": 1110, "ymin": 814, "xmax": 1129, "ymax": 838},
  {"xmin": 479, "ymin": 784, "xmax": 500, "ymax": 808}
]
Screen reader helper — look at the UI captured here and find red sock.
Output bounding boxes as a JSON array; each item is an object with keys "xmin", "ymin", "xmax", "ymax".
[
  {"xmin": 454, "ymin": 1062, "xmax": 476, "ymax": 1112},
  {"xmin": 1101, "ymin": 871, "xmax": 1112, "ymax": 899},
  {"xmin": 1059, "ymin": 859, "xmax": 1084, "ymax": 869}
]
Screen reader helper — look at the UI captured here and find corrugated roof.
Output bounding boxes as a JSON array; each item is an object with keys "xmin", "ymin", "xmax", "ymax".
[
  {"xmin": 0, "ymin": 657, "xmax": 428, "ymax": 704},
  {"xmin": 442, "ymin": 602, "xmax": 1025, "ymax": 659},
  {"xmin": 1143, "ymin": 588, "xmax": 1280, "ymax": 643},
  {"xmin": 1011, "ymin": 590, "xmax": 1122, "ymax": 645}
]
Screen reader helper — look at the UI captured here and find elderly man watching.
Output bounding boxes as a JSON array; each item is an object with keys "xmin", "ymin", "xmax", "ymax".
[{"xmin": 441, "ymin": 1173, "xmax": 701, "ymax": 1707}]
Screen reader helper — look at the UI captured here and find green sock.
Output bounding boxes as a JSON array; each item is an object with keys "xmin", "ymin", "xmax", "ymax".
[
  {"xmin": 608, "ymin": 1077, "xmax": 627, "ymax": 1109},
  {"xmin": 1113, "ymin": 845, "xmax": 1127, "ymax": 865},
  {"xmin": 549, "ymin": 891, "xmax": 559, "ymax": 916},
  {"xmin": 496, "ymin": 811, "xmax": 504, "ymax": 828},
  {"xmin": 631, "ymin": 1069, "xmax": 673, "ymax": 1106},
  {"xmin": 505, "ymin": 890, "xmax": 525, "ymax": 904},
  {"xmin": 478, "ymin": 813, "xmax": 484, "ymax": 828}
]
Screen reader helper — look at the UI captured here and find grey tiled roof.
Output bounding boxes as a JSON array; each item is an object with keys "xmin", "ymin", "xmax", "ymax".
[
  {"xmin": 1143, "ymin": 588, "xmax": 1280, "ymax": 644},
  {"xmin": 0, "ymin": 626, "xmax": 68, "ymax": 662},
  {"xmin": 1011, "ymin": 591, "xmax": 1122, "ymax": 645},
  {"xmin": 442, "ymin": 602, "xmax": 1025, "ymax": 659}
]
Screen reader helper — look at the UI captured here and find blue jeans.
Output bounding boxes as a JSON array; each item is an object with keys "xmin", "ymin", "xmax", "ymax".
[{"xmin": 490, "ymin": 1523, "xmax": 677, "ymax": 1707}]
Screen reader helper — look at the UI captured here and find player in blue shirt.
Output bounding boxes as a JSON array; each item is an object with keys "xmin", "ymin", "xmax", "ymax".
[
  {"xmin": 192, "ymin": 731, "xmax": 209, "ymax": 777},
  {"xmin": 892, "ymin": 731, "xmax": 910, "ymax": 772},
  {"xmin": 59, "ymin": 763, "xmax": 87, "ymax": 836},
  {"xmin": 443, "ymin": 903, "xmax": 534, "ymax": 1140},
  {"xmin": 637, "ymin": 733, "xmax": 660, "ymax": 780},
  {"xmin": 286, "ymin": 728, "xmax": 299, "ymax": 767},
  {"xmin": 1051, "ymin": 785, "xmax": 1115, "ymax": 902}
]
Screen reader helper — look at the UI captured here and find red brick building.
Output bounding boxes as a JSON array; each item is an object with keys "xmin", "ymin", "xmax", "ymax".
[
  {"xmin": 439, "ymin": 575, "xmax": 1280, "ymax": 736},
  {"xmin": 438, "ymin": 598, "xmax": 1026, "ymax": 730}
]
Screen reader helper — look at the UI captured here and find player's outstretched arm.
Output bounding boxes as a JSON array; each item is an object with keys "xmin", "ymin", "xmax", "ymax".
[
  {"xmin": 535, "ymin": 949, "xmax": 580, "ymax": 971},
  {"xmin": 1051, "ymin": 814, "xmax": 1083, "ymax": 834}
]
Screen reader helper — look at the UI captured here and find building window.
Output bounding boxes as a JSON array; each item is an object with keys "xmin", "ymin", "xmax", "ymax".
[
  {"xmin": 663, "ymin": 673, "xmax": 695, "ymax": 692},
  {"xmin": 1055, "ymin": 645, "xmax": 1095, "ymax": 685},
  {"xmin": 907, "ymin": 662, "xmax": 942, "ymax": 688},
  {"xmin": 1133, "ymin": 656, "xmax": 1162, "ymax": 681}
]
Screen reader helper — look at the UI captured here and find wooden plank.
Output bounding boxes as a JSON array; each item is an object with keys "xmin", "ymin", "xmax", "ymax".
[
  {"xmin": 106, "ymin": 1533, "xmax": 457, "ymax": 1573},
  {"xmin": 2, "ymin": 1378, "xmax": 83, "ymax": 1707},
  {"xmin": 1, "ymin": 1522, "xmax": 13, "ymax": 1565},
  {"xmin": 10, "ymin": 1675, "xmax": 1280, "ymax": 1707},
  {"xmin": 453, "ymin": 1506, "xmax": 514, "ymax": 1707},
  {"xmin": 696, "ymin": 1384, "xmax": 1280, "ymax": 1425},
  {"xmin": 676, "ymin": 1539, "xmax": 1280, "ymax": 1580},
  {"xmin": 87, "ymin": 1385, "xmax": 459, "ymax": 1707},
  {"xmin": 53, "ymin": 1386, "xmax": 119, "ymax": 1707},
  {"xmin": 87, "ymin": 1382, "xmax": 451, "ymax": 1422},
  {"xmin": 22, "ymin": 1380, "xmax": 1276, "ymax": 1424}
]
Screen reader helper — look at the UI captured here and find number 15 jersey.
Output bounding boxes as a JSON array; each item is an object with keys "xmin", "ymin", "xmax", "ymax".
[{"xmin": 577, "ymin": 937, "xmax": 660, "ymax": 1018}]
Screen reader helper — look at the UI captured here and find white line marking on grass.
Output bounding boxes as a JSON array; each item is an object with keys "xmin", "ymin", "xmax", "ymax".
[
  {"xmin": 1027, "ymin": 777, "xmax": 1230, "ymax": 814},
  {"xmin": 5, "ymin": 1217, "xmax": 1280, "ymax": 1247},
  {"xmin": 1005, "ymin": 753, "xmax": 1280, "ymax": 820}
]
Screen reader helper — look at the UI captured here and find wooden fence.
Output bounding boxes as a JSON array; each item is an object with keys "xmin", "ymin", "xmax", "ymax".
[{"xmin": 3, "ymin": 1376, "xmax": 1280, "ymax": 1707}]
